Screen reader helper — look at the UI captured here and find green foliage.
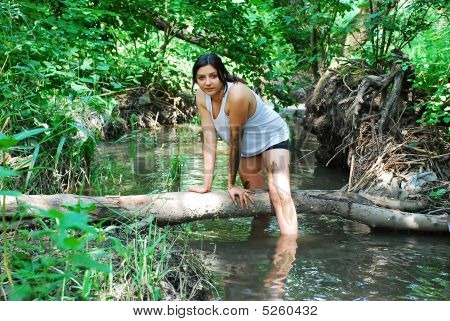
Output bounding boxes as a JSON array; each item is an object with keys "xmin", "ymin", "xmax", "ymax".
[
  {"xmin": 268, "ymin": 0, "xmax": 354, "ymax": 76},
  {"xmin": 416, "ymin": 83, "xmax": 450, "ymax": 131},
  {"xmin": 408, "ymin": 26, "xmax": 450, "ymax": 132},
  {"xmin": 6, "ymin": 202, "xmax": 110, "ymax": 301},
  {"xmin": 1, "ymin": 129, "xmax": 208, "ymax": 301},
  {"xmin": 346, "ymin": 0, "xmax": 448, "ymax": 70},
  {"xmin": 429, "ymin": 188, "xmax": 447, "ymax": 199},
  {"xmin": 2, "ymin": 205, "xmax": 187, "ymax": 300},
  {"xmin": 189, "ymin": 115, "xmax": 202, "ymax": 126},
  {"xmin": 166, "ymin": 143, "xmax": 187, "ymax": 190}
]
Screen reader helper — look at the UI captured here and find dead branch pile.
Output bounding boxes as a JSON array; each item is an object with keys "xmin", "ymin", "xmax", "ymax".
[
  {"xmin": 105, "ymin": 86, "xmax": 196, "ymax": 139},
  {"xmin": 350, "ymin": 124, "xmax": 449, "ymax": 191},
  {"xmin": 349, "ymin": 124, "xmax": 449, "ymax": 210},
  {"xmin": 304, "ymin": 54, "xmax": 449, "ymax": 211}
]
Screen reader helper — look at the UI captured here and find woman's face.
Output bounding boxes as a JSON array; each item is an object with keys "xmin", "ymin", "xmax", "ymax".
[{"xmin": 196, "ymin": 64, "xmax": 223, "ymax": 96}]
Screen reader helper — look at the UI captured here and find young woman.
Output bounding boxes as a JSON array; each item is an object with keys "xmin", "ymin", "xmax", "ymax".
[{"xmin": 188, "ymin": 53, "xmax": 298, "ymax": 236}]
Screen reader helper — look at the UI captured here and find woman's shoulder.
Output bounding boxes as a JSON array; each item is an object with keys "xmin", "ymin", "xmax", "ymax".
[{"xmin": 228, "ymin": 82, "xmax": 252, "ymax": 102}]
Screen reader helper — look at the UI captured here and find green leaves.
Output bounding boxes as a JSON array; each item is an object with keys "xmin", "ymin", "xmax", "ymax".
[
  {"xmin": 5, "ymin": 201, "xmax": 113, "ymax": 300},
  {"xmin": 0, "ymin": 166, "xmax": 19, "ymax": 179},
  {"xmin": 70, "ymin": 254, "xmax": 111, "ymax": 273},
  {"xmin": 71, "ymin": 122, "xmax": 94, "ymax": 141},
  {"xmin": 0, "ymin": 190, "xmax": 23, "ymax": 197},
  {"xmin": 13, "ymin": 128, "xmax": 49, "ymax": 141},
  {"xmin": 80, "ymin": 58, "xmax": 94, "ymax": 71},
  {"xmin": 0, "ymin": 134, "xmax": 18, "ymax": 150}
]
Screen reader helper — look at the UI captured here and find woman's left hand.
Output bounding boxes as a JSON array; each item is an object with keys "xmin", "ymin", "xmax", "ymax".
[{"xmin": 227, "ymin": 185, "xmax": 255, "ymax": 209}]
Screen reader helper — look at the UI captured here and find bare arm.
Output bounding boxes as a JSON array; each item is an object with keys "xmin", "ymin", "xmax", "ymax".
[
  {"xmin": 196, "ymin": 91, "xmax": 217, "ymax": 191},
  {"xmin": 227, "ymin": 87, "xmax": 248, "ymax": 188}
]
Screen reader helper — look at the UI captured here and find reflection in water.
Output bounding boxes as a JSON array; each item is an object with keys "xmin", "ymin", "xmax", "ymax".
[
  {"xmin": 219, "ymin": 234, "xmax": 297, "ymax": 301},
  {"xmin": 263, "ymin": 235, "xmax": 297, "ymax": 300},
  {"xmin": 218, "ymin": 217, "xmax": 297, "ymax": 301}
]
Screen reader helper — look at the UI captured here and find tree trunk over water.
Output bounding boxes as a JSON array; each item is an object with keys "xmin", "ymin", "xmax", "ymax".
[{"xmin": 3, "ymin": 190, "xmax": 448, "ymax": 233}]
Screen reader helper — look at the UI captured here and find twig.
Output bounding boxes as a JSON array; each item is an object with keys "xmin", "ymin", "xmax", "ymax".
[
  {"xmin": 348, "ymin": 150, "xmax": 356, "ymax": 191},
  {"xmin": 425, "ymin": 208, "xmax": 450, "ymax": 215},
  {"xmin": 98, "ymin": 87, "xmax": 141, "ymax": 98},
  {"xmin": 0, "ymin": 54, "xmax": 8, "ymax": 74},
  {"xmin": 1, "ymin": 117, "xmax": 10, "ymax": 133}
]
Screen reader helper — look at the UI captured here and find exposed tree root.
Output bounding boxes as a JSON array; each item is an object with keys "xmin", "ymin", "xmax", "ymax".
[{"xmin": 304, "ymin": 54, "xmax": 449, "ymax": 213}]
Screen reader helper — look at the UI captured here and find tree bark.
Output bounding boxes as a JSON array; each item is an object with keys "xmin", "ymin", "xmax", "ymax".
[
  {"xmin": 2, "ymin": 190, "xmax": 448, "ymax": 233},
  {"xmin": 310, "ymin": 27, "xmax": 320, "ymax": 81}
]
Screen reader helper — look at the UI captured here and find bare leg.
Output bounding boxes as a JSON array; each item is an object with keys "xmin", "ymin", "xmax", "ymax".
[
  {"xmin": 238, "ymin": 154, "xmax": 266, "ymax": 190},
  {"xmin": 238, "ymin": 155, "xmax": 271, "ymax": 237},
  {"xmin": 262, "ymin": 149, "xmax": 298, "ymax": 236}
]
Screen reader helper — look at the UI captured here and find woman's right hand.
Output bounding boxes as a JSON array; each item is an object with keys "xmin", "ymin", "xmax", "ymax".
[{"xmin": 188, "ymin": 186, "xmax": 211, "ymax": 193}]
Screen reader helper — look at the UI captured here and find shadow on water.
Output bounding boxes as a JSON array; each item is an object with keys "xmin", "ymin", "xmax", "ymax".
[{"xmin": 97, "ymin": 124, "xmax": 450, "ymax": 301}]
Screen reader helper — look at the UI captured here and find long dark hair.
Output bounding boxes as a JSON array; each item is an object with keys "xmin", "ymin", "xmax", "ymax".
[{"xmin": 192, "ymin": 53, "xmax": 245, "ymax": 93}]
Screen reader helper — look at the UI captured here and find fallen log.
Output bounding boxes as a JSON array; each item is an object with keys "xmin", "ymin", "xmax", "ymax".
[{"xmin": 2, "ymin": 190, "xmax": 448, "ymax": 233}]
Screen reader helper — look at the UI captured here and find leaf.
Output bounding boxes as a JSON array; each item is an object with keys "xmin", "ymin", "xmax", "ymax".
[
  {"xmin": 111, "ymin": 82, "xmax": 122, "ymax": 89},
  {"xmin": 62, "ymin": 236, "xmax": 84, "ymax": 250},
  {"xmin": 109, "ymin": 237, "xmax": 126, "ymax": 255},
  {"xmin": 82, "ymin": 270, "xmax": 92, "ymax": 298},
  {"xmin": 8, "ymin": 284, "xmax": 32, "ymax": 301},
  {"xmin": 57, "ymin": 211, "xmax": 96, "ymax": 234},
  {"xmin": 71, "ymin": 122, "xmax": 94, "ymax": 140},
  {"xmin": 429, "ymin": 188, "xmax": 447, "ymax": 199},
  {"xmin": 69, "ymin": 254, "xmax": 111, "ymax": 273},
  {"xmin": 79, "ymin": 77, "xmax": 94, "ymax": 83},
  {"xmin": 12, "ymin": 128, "xmax": 49, "ymax": 141},
  {"xmin": 96, "ymin": 63, "xmax": 110, "ymax": 71},
  {"xmin": 368, "ymin": 10, "xmax": 385, "ymax": 20},
  {"xmin": 80, "ymin": 57, "xmax": 93, "ymax": 70},
  {"xmin": 54, "ymin": 136, "xmax": 66, "ymax": 165},
  {"xmin": 63, "ymin": 202, "xmax": 96, "ymax": 212},
  {"xmin": 0, "ymin": 166, "xmax": 19, "ymax": 178},
  {"xmin": 0, "ymin": 134, "xmax": 18, "ymax": 150},
  {"xmin": 38, "ymin": 208, "xmax": 65, "ymax": 220},
  {"xmin": 0, "ymin": 190, "xmax": 22, "ymax": 197},
  {"xmin": 70, "ymin": 82, "xmax": 89, "ymax": 93},
  {"xmin": 24, "ymin": 144, "xmax": 40, "ymax": 191}
]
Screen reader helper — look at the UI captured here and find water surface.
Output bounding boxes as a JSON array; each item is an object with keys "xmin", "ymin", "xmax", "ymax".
[{"xmin": 97, "ymin": 123, "xmax": 449, "ymax": 301}]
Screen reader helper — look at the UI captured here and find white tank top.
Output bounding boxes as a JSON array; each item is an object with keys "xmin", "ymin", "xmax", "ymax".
[{"xmin": 205, "ymin": 82, "xmax": 289, "ymax": 157}]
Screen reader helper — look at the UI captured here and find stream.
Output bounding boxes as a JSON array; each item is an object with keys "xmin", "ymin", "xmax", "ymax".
[{"xmin": 97, "ymin": 123, "xmax": 449, "ymax": 301}]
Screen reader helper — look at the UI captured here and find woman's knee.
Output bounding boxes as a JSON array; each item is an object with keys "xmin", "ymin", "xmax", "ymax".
[
  {"xmin": 240, "ymin": 172, "xmax": 266, "ymax": 189},
  {"xmin": 269, "ymin": 182, "xmax": 292, "ymax": 204}
]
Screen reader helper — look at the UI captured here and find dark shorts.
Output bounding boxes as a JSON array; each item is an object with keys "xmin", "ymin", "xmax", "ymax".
[{"xmin": 264, "ymin": 139, "xmax": 290, "ymax": 152}]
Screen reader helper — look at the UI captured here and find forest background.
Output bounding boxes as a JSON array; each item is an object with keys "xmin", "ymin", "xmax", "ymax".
[{"xmin": 0, "ymin": 0, "xmax": 448, "ymax": 300}]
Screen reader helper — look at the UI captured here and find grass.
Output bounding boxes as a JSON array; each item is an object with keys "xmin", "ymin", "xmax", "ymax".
[
  {"xmin": 0, "ymin": 130, "xmax": 215, "ymax": 301},
  {"xmin": 165, "ymin": 143, "xmax": 187, "ymax": 191},
  {"xmin": 0, "ymin": 205, "xmax": 215, "ymax": 301}
]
